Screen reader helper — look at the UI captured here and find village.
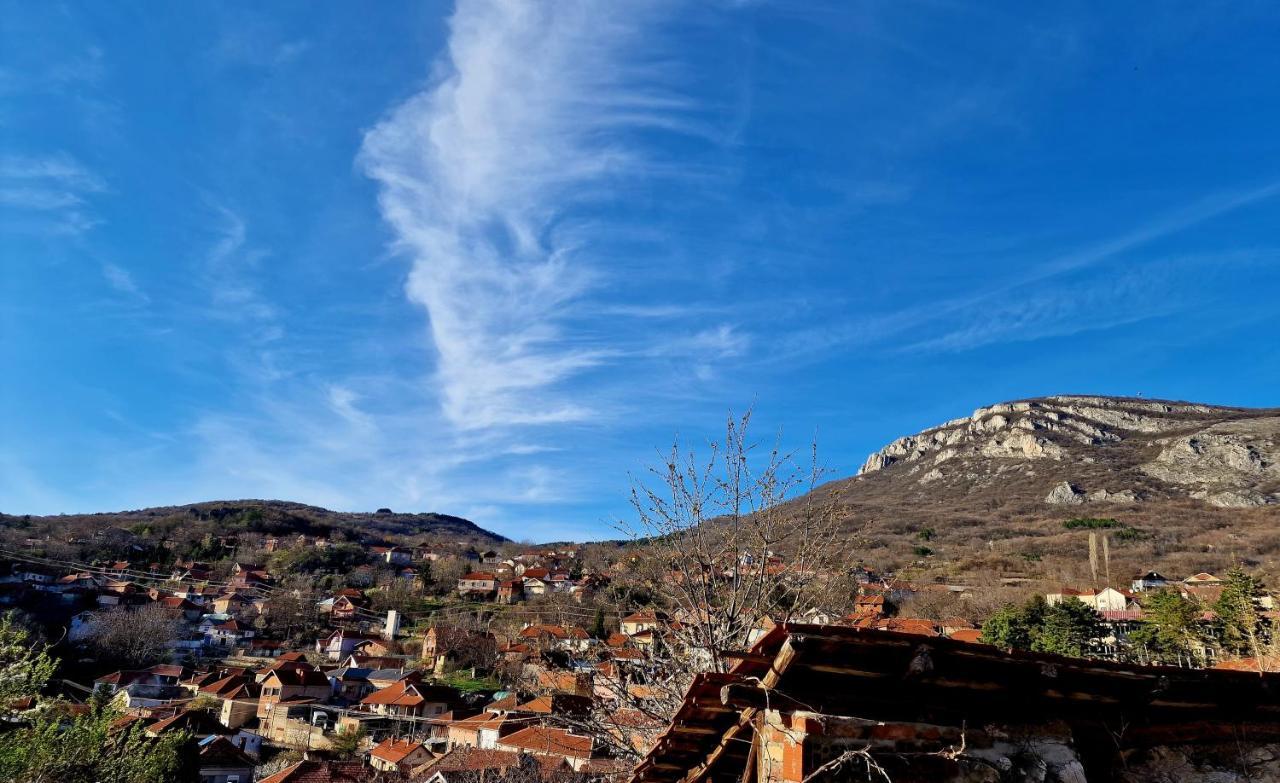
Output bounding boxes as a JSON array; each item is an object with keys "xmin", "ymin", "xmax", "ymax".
[{"xmin": 0, "ymin": 520, "xmax": 1277, "ymax": 783}]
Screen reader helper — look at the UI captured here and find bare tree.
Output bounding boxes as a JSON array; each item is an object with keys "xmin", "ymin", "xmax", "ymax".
[
  {"xmin": 82, "ymin": 603, "xmax": 182, "ymax": 668},
  {"xmin": 424, "ymin": 619, "xmax": 499, "ymax": 673},
  {"xmin": 560, "ymin": 412, "xmax": 859, "ymax": 757},
  {"xmin": 258, "ymin": 576, "xmax": 324, "ymax": 644}
]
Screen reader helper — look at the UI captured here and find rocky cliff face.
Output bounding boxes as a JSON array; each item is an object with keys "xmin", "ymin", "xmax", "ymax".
[
  {"xmin": 807, "ymin": 395, "xmax": 1280, "ymax": 582},
  {"xmin": 856, "ymin": 396, "xmax": 1280, "ymax": 508}
]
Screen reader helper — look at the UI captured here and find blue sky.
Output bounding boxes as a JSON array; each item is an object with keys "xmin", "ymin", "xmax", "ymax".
[{"xmin": 3, "ymin": 2, "xmax": 1280, "ymax": 541}]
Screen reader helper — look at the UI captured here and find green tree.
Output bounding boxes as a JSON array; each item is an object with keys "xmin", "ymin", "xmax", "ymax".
[
  {"xmin": 1032, "ymin": 598, "xmax": 1101, "ymax": 657},
  {"xmin": 1129, "ymin": 588, "xmax": 1206, "ymax": 666},
  {"xmin": 0, "ymin": 614, "xmax": 55, "ymax": 706},
  {"xmin": 1214, "ymin": 566, "xmax": 1262, "ymax": 656},
  {"xmin": 0, "ymin": 685, "xmax": 191, "ymax": 783},
  {"xmin": 979, "ymin": 596, "xmax": 1046, "ymax": 650},
  {"xmin": 330, "ymin": 725, "xmax": 367, "ymax": 759}
]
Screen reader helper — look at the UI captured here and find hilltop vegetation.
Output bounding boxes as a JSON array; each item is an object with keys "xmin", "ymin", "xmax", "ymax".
[{"xmin": 0, "ymin": 499, "xmax": 506, "ymax": 566}]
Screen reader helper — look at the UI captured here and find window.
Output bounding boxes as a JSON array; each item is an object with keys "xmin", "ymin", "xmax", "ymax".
[{"xmin": 227, "ymin": 777, "xmax": 240, "ymax": 783}]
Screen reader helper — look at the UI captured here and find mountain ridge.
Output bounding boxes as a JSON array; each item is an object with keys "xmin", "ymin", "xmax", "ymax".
[
  {"xmin": 811, "ymin": 394, "xmax": 1280, "ymax": 583},
  {"xmin": 0, "ymin": 498, "xmax": 508, "ymax": 548}
]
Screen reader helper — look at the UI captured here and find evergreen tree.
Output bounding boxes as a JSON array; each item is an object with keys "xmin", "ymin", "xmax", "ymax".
[
  {"xmin": 1032, "ymin": 598, "xmax": 1101, "ymax": 657},
  {"xmin": 1129, "ymin": 588, "xmax": 1206, "ymax": 666},
  {"xmin": 1214, "ymin": 566, "xmax": 1262, "ymax": 656},
  {"xmin": 979, "ymin": 595, "xmax": 1047, "ymax": 650}
]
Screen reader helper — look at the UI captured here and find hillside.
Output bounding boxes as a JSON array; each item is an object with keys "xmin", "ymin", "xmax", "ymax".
[
  {"xmin": 0, "ymin": 499, "xmax": 507, "ymax": 560},
  {"xmin": 813, "ymin": 395, "xmax": 1280, "ymax": 585}
]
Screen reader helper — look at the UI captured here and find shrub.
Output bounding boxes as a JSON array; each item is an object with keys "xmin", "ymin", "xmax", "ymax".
[{"xmin": 1063, "ymin": 518, "xmax": 1122, "ymax": 530}]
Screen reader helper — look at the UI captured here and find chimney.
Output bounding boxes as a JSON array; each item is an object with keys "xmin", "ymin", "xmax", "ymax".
[{"xmin": 384, "ymin": 609, "xmax": 400, "ymax": 641}]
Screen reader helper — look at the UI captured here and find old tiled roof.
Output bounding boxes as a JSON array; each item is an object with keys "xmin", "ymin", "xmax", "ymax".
[
  {"xmin": 146, "ymin": 709, "xmax": 233, "ymax": 737},
  {"xmin": 486, "ymin": 693, "xmax": 520, "ymax": 711},
  {"xmin": 267, "ymin": 666, "xmax": 330, "ymax": 688},
  {"xmin": 422, "ymin": 747, "xmax": 523, "ymax": 773},
  {"xmin": 361, "ymin": 680, "xmax": 424, "ymax": 707},
  {"xmin": 197, "ymin": 735, "xmax": 256, "ymax": 768},
  {"xmin": 258, "ymin": 760, "xmax": 377, "ymax": 783},
  {"xmin": 201, "ymin": 674, "xmax": 260, "ymax": 699},
  {"xmin": 498, "ymin": 726, "xmax": 593, "ymax": 758},
  {"xmin": 370, "ymin": 737, "xmax": 425, "ymax": 764},
  {"xmin": 630, "ymin": 623, "xmax": 1280, "ymax": 783},
  {"xmin": 514, "ymin": 694, "xmax": 592, "ymax": 716},
  {"xmin": 519, "ymin": 624, "xmax": 589, "ymax": 640}
]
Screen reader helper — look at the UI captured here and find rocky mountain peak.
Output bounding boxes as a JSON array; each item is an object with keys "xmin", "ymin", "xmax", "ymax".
[{"xmin": 856, "ymin": 395, "xmax": 1280, "ymax": 508}]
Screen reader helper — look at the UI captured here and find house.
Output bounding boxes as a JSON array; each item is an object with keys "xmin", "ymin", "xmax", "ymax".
[
  {"xmin": 196, "ymin": 735, "xmax": 257, "ymax": 783},
  {"xmin": 331, "ymin": 594, "xmax": 365, "ymax": 620},
  {"xmin": 194, "ymin": 673, "xmax": 261, "ymax": 728},
  {"xmin": 94, "ymin": 664, "xmax": 190, "ymax": 707},
  {"xmin": 497, "ymin": 579, "xmax": 524, "ymax": 604},
  {"xmin": 317, "ymin": 629, "xmax": 384, "ymax": 662},
  {"xmin": 458, "ymin": 572, "xmax": 498, "ymax": 597},
  {"xmin": 517, "ymin": 623, "xmax": 591, "ymax": 652},
  {"xmin": 371, "ymin": 546, "xmax": 413, "ymax": 566},
  {"xmin": 496, "ymin": 726, "xmax": 595, "ymax": 770},
  {"xmin": 621, "ymin": 610, "xmax": 665, "ymax": 636},
  {"xmin": 447, "ymin": 712, "xmax": 520, "ymax": 750},
  {"xmin": 156, "ymin": 595, "xmax": 204, "ymax": 622},
  {"xmin": 257, "ymin": 664, "xmax": 332, "ymax": 719},
  {"xmin": 205, "ymin": 619, "xmax": 255, "ymax": 648},
  {"xmin": 359, "ymin": 680, "xmax": 457, "ymax": 718},
  {"xmin": 212, "ymin": 593, "xmax": 257, "ymax": 619},
  {"xmin": 145, "ymin": 708, "xmax": 236, "ymax": 741},
  {"xmin": 352, "ymin": 638, "xmax": 393, "ymax": 658},
  {"xmin": 1045, "ymin": 587, "xmax": 1130, "ymax": 612},
  {"xmin": 261, "ymin": 701, "xmax": 342, "ymax": 748},
  {"xmin": 369, "ymin": 737, "xmax": 432, "ymax": 773},
  {"xmin": 327, "ymin": 667, "xmax": 375, "ymax": 703},
  {"xmin": 1131, "ymin": 571, "xmax": 1170, "ymax": 592},
  {"xmin": 480, "ymin": 551, "xmax": 502, "ymax": 565},
  {"xmin": 521, "ymin": 577, "xmax": 547, "ymax": 597},
  {"xmin": 1181, "ymin": 572, "xmax": 1227, "ymax": 602}
]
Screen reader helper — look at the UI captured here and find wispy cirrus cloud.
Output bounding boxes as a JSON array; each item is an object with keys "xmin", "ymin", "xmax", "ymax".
[
  {"xmin": 359, "ymin": 0, "xmax": 697, "ymax": 431},
  {"xmin": 100, "ymin": 262, "xmax": 150, "ymax": 304},
  {"xmin": 0, "ymin": 152, "xmax": 105, "ymax": 235}
]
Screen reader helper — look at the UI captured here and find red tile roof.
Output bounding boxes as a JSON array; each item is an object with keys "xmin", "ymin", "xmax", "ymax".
[
  {"xmin": 425, "ymin": 747, "xmax": 523, "ymax": 773},
  {"xmin": 360, "ymin": 680, "xmax": 424, "ymax": 707},
  {"xmin": 498, "ymin": 726, "xmax": 593, "ymax": 759},
  {"xmin": 258, "ymin": 761, "xmax": 376, "ymax": 783},
  {"xmin": 370, "ymin": 737, "xmax": 426, "ymax": 764}
]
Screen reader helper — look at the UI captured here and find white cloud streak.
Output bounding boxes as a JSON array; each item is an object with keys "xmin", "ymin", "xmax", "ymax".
[
  {"xmin": 359, "ymin": 0, "xmax": 686, "ymax": 431},
  {"xmin": 101, "ymin": 262, "xmax": 150, "ymax": 304},
  {"xmin": 0, "ymin": 152, "xmax": 105, "ymax": 234}
]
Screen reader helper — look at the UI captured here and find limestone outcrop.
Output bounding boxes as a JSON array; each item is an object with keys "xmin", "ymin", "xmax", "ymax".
[{"xmin": 856, "ymin": 395, "xmax": 1280, "ymax": 510}]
